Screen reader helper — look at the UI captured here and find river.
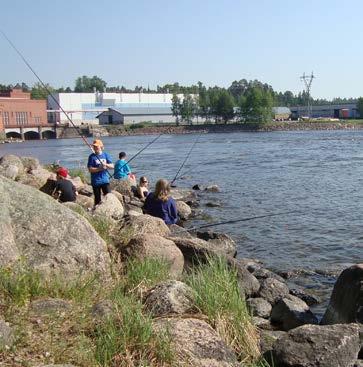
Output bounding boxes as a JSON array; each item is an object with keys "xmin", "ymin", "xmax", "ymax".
[{"xmin": 2, "ymin": 130, "xmax": 363, "ymax": 314}]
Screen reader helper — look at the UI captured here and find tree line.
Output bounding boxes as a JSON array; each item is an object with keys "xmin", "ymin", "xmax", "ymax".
[{"xmin": 1, "ymin": 76, "xmax": 361, "ymax": 123}]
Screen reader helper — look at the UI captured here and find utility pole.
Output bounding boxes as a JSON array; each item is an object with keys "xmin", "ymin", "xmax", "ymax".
[{"xmin": 300, "ymin": 72, "xmax": 315, "ymax": 118}]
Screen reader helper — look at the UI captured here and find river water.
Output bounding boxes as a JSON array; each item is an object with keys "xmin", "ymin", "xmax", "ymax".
[{"xmin": 2, "ymin": 130, "xmax": 363, "ymax": 314}]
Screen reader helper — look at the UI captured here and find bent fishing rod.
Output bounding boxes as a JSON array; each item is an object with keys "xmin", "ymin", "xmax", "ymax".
[
  {"xmin": 0, "ymin": 30, "xmax": 114, "ymax": 177},
  {"xmin": 170, "ymin": 132, "xmax": 203, "ymax": 186},
  {"xmin": 175, "ymin": 210, "xmax": 300, "ymax": 233}
]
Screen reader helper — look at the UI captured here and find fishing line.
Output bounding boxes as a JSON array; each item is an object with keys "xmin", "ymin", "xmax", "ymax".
[
  {"xmin": 0, "ymin": 29, "xmax": 115, "ymax": 177},
  {"xmin": 170, "ymin": 132, "xmax": 203, "ymax": 185},
  {"xmin": 174, "ymin": 210, "xmax": 300, "ymax": 233}
]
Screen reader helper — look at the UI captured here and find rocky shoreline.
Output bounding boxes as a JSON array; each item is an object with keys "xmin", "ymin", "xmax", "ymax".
[{"xmin": 0, "ymin": 153, "xmax": 362, "ymax": 367}]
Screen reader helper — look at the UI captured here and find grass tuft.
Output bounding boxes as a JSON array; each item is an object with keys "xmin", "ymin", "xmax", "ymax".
[{"xmin": 185, "ymin": 256, "xmax": 262, "ymax": 364}]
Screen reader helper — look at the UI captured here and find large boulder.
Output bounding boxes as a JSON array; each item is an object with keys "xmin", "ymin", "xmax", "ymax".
[
  {"xmin": 17, "ymin": 166, "xmax": 53, "ymax": 189},
  {"xmin": 143, "ymin": 280, "xmax": 195, "ymax": 317},
  {"xmin": 20, "ymin": 156, "xmax": 40, "ymax": 171},
  {"xmin": 321, "ymin": 264, "xmax": 363, "ymax": 325},
  {"xmin": 176, "ymin": 200, "xmax": 192, "ymax": 220},
  {"xmin": 124, "ymin": 234, "xmax": 184, "ymax": 278},
  {"xmin": 271, "ymin": 323, "xmax": 360, "ymax": 367},
  {"xmin": 76, "ymin": 194, "xmax": 94, "ymax": 210},
  {"xmin": 196, "ymin": 231, "xmax": 237, "ymax": 257},
  {"xmin": 110, "ymin": 179, "xmax": 132, "ymax": 196},
  {"xmin": 0, "ymin": 154, "xmax": 24, "ymax": 179},
  {"xmin": 0, "ymin": 175, "xmax": 111, "ymax": 278},
  {"xmin": 124, "ymin": 214, "xmax": 170, "ymax": 237},
  {"xmin": 247, "ymin": 297, "xmax": 272, "ymax": 318},
  {"xmin": 270, "ymin": 295, "xmax": 318, "ymax": 331},
  {"xmin": 170, "ymin": 187, "xmax": 197, "ymax": 203},
  {"xmin": 153, "ymin": 317, "xmax": 239, "ymax": 367},
  {"xmin": 93, "ymin": 193, "xmax": 125, "ymax": 220}
]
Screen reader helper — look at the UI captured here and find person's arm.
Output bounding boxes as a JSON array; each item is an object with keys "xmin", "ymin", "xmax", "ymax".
[
  {"xmin": 105, "ymin": 153, "xmax": 114, "ymax": 169},
  {"xmin": 125, "ymin": 163, "xmax": 131, "ymax": 175},
  {"xmin": 169, "ymin": 198, "xmax": 178, "ymax": 224}
]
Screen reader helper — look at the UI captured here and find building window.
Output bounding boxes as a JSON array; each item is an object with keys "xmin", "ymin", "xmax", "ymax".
[
  {"xmin": 34, "ymin": 117, "xmax": 41, "ymax": 123},
  {"xmin": 3, "ymin": 112, "xmax": 10, "ymax": 125},
  {"xmin": 15, "ymin": 112, "xmax": 28, "ymax": 125}
]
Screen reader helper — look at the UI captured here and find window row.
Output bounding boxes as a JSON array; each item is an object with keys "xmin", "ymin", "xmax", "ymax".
[{"xmin": 0, "ymin": 111, "xmax": 42, "ymax": 125}]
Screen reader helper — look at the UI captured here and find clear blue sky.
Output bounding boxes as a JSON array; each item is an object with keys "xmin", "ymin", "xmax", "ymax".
[{"xmin": 1, "ymin": 0, "xmax": 362, "ymax": 99}]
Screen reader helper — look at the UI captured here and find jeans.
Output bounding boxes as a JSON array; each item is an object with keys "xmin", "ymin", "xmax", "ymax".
[{"xmin": 93, "ymin": 183, "xmax": 111, "ymax": 206}]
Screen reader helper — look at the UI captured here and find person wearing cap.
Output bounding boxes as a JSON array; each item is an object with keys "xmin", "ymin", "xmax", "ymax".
[
  {"xmin": 52, "ymin": 167, "xmax": 77, "ymax": 203},
  {"xmin": 87, "ymin": 139, "xmax": 114, "ymax": 206}
]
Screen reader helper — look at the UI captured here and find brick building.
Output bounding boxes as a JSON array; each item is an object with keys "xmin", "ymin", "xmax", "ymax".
[{"xmin": 0, "ymin": 88, "xmax": 54, "ymax": 139}]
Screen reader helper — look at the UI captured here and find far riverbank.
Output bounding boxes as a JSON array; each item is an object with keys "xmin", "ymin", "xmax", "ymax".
[{"xmin": 89, "ymin": 121, "xmax": 363, "ymax": 138}]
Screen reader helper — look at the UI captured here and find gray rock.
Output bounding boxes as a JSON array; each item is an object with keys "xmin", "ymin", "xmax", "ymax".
[
  {"xmin": 205, "ymin": 201, "xmax": 222, "ymax": 207},
  {"xmin": 354, "ymin": 360, "xmax": 363, "ymax": 367},
  {"xmin": 271, "ymin": 294, "xmax": 318, "ymax": 331},
  {"xmin": 0, "ymin": 319, "xmax": 14, "ymax": 349},
  {"xmin": 91, "ymin": 300, "xmax": 115, "ymax": 319},
  {"xmin": 153, "ymin": 317, "xmax": 239, "ymax": 366},
  {"xmin": 78, "ymin": 185, "xmax": 93, "ymax": 197},
  {"xmin": 129, "ymin": 198, "xmax": 144, "ymax": 208},
  {"xmin": 260, "ymin": 329, "xmax": 286, "ymax": 355},
  {"xmin": 253, "ymin": 267, "xmax": 286, "ymax": 283},
  {"xmin": 258, "ymin": 278, "xmax": 290, "ymax": 305},
  {"xmin": 0, "ymin": 154, "xmax": 24, "ymax": 179},
  {"xmin": 124, "ymin": 214, "xmax": 170, "ymax": 237},
  {"xmin": 110, "ymin": 179, "xmax": 132, "ymax": 196},
  {"xmin": 247, "ymin": 297, "xmax": 272, "ymax": 318},
  {"xmin": 271, "ymin": 323, "xmax": 360, "ymax": 367},
  {"xmin": 18, "ymin": 166, "xmax": 53, "ymax": 189},
  {"xmin": 93, "ymin": 193, "xmax": 125, "ymax": 220},
  {"xmin": 30, "ymin": 298, "xmax": 72, "ymax": 315},
  {"xmin": 20, "ymin": 156, "xmax": 40, "ymax": 171},
  {"xmin": 176, "ymin": 200, "xmax": 192, "ymax": 220},
  {"xmin": 76, "ymin": 194, "xmax": 94, "ymax": 210},
  {"xmin": 143, "ymin": 280, "xmax": 195, "ymax": 317},
  {"xmin": 253, "ymin": 317, "xmax": 275, "ymax": 330},
  {"xmin": 321, "ymin": 264, "xmax": 363, "ymax": 325},
  {"xmin": 168, "ymin": 224, "xmax": 195, "ymax": 239},
  {"xmin": 290, "ymin": 288, "xmax": 321, "ymax": 306},
  {"xmin": 124, "ymin": 234, "xmax": 184, "ymax": 278},
  {"xmin": 0, "ymin": 175, "xmax": 111, "ymax": 278},
  {"xmin": 196, "ymin": 231, "xmax": 237, "ymax": 257},
  {"xmin": 204, "ymin": 185, "xmax": 220, "ymax": 193},
  {"xmin": 170, "ymin": 187, "xmax": 197, "ymax": 203},
  {"xmin": 228, "ymin": 258, "xmax": 260, "ymax": 297},
  {"xmin": 236, "ymin": 258, "xmax": 263, "ymax": 273}
]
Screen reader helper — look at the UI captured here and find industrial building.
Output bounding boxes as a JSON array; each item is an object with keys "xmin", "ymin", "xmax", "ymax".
[
  {"xmin": 290, "ymin": 103, "xmax": 359, "ymax": 119},
  {"xmin": 0, "ymin": 88, "xmax": 54, "ymax": 139},
  {"xmin": 48, "ymin": 92, "xmax": 184, "ymax": 125}
]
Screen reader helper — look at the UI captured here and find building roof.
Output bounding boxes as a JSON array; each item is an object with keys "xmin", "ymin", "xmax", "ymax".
[
  {"xmin": 97, "ymin": 107, "xmax": 173, "ymax": 118},
  {"xmin": 272, "ymin": 107, "xmax": 291, "ymax": 114}
]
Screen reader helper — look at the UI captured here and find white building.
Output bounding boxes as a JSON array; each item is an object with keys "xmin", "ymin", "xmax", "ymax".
[{"xmin": 47, "ymin": 92, "xmax": 185, "ymax": 125}]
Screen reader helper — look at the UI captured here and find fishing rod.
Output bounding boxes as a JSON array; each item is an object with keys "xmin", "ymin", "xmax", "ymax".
[
  {"xmin": 175, "ymin": 210, "xmax": 300, "ymax": 234},
  {"xmin": 0, "ymin": 29, "xmax": 114, "ymax": 177},
  {"xmin": 170, "ymin": 132, "xmax": 203, "ymax": 185}
]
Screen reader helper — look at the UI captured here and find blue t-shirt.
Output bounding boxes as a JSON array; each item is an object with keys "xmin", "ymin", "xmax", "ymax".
[
  {"xmin": 114, "ymin": 159, "xmax": 131, "ymax": 179},
  {"xmin": 87, "ymin": 152, "xmax": 112, "ymax": 186},
  {"xmin": 144, "ymin": 193, "xmax": 178, "ymax": 225}
]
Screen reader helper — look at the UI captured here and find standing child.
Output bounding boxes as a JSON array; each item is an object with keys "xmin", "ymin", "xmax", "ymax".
[
  {"xmin": 53, "ymin": 167, "xmax": 77, "ymax": 203},
  {"xmin": 87, "ymin": 139, "xmax": 114, "ymax": 206}
]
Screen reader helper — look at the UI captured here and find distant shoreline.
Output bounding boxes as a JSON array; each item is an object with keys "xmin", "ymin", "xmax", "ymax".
[{"xmin": 97, "ymin": 121, "xmax": 363, "ymax": 137}]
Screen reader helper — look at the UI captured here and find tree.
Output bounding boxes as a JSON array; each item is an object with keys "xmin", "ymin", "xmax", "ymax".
[
  {"xmin": 31, "ymin": 82, "xmax": 55, "ymax": 100},
  {"xmin": 243, "ymin": 86, "xmax": 273, "ymax": 123},
  {"xmin": 74, "ymin": 75, "xmax": 107, "ymax": 92},
  {"xmin": 180, "ymin": 94, "xmax": 197, "ymax": 124},
  {"xmin": 216, "ymin": 90, "xmax": 235, "ymax": 123},
  {"xmin": 357, "ymin": 97, "xmax": 363, "ymax": 118},
  {"xmin": 171, "ymin": 93, "xmax": 182, "ymax": 125}
]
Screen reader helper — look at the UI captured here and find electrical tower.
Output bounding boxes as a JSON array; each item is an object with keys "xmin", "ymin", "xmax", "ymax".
[{"xmin": 300, "ymin": 72, "xmax": 315, "ymax": 118}]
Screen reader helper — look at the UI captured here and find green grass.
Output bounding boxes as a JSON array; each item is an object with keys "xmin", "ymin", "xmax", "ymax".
[
  {"xmin": 185, "ymin": 256, "xmax": 262, "ymax": 365},
  {"xmin": 68, "ymin": 167, "xmax": 89, "ymax": 183}
]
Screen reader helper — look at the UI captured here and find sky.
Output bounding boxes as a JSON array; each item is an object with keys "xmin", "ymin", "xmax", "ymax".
[{"xmin": 1, "ymin": 0, "xmax": 362, "ymax": 99}]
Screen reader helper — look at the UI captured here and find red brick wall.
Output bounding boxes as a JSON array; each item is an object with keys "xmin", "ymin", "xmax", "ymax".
[{"xmin": 0, "ymin": 98, "xmax": 48, "ymax": 128}]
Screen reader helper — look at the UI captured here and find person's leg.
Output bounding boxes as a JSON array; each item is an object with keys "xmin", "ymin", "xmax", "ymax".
[
  {"xmin": 93, "ymin": 185, "xmax": 102, "ymax": 206},
  {"xmin": 101, "ymin": 183, "xmax": 111, "ymax": 197}
]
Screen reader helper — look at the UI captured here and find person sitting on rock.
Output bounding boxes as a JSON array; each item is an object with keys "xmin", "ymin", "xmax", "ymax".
[
  {"xmin": 144, "ymin": 179, "xmax": 178, "ymax": 225},
  {"xmin": 114, "ymin": 152, "xmax": 132, "ymax": 180},
  {"xmin": 87, "ymin": 139, "xmax": 114, "ymax": 206},
  {"xmin": 136, "ymin": 176, "xmax": 149, "ymax": 200},
  {"xmin": 52, "ymin": 167, "xmax": 78, "ymax": 203}
]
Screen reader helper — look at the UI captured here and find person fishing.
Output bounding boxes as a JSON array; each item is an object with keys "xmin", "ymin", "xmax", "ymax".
[
  {"xmin": 144, "ymin": 179, "xmax": 178, "ymax": 224},
  {"xmin": 114, "ymin": 151, "xmax": 133, "ymax": 180},
  {"xmin": 87, "ymin": 139, "xmax": 114, "ymax": 206}
]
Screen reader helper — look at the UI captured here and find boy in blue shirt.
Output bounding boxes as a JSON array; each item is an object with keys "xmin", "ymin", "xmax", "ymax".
[
  {"xmin": 87, "ymin": 139, "xmax": 114, "ymax": 206},
  {"xmin": 114, "ymin": 151, "xmax": 132, "ymax": 180}
]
